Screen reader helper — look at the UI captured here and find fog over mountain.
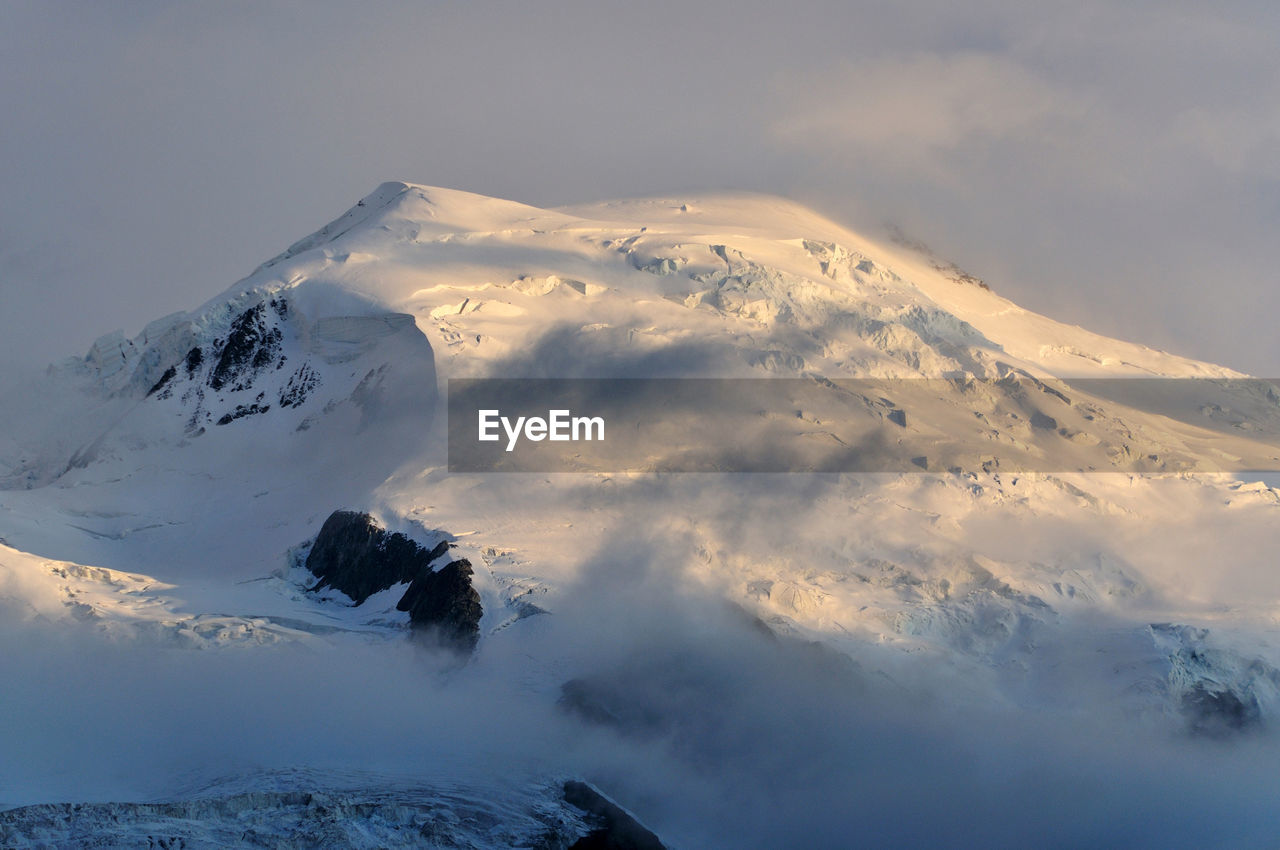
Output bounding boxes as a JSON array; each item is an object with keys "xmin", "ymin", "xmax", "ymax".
[
  {"xmin": 6, "ymin": 3, "xmax": 1280, "ymax": 846},
  {"xmin": 3, "ymin": 182, "xmax": 1280, "ymax": 847}
]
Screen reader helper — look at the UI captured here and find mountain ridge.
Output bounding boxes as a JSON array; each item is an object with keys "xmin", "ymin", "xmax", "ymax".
[{"xmin": 3, "ymin": 182, "xmax": 1280, "ymax": 847}]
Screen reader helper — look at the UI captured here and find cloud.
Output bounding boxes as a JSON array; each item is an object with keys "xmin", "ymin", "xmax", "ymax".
[
  {"xmin": 772, "ymin": 52, "xmax": 1090, "ymax": 182},
  {"xmin": 2, "ymin": 0, "xmax": 1280, "ymax": 372},
  {"xmin": 770, "ymin": 31, "xmax": 1280, "ymax": 202},
  {"xmin": 762, "ymin": 9, "xmax": 1280, "ymax": 375}
]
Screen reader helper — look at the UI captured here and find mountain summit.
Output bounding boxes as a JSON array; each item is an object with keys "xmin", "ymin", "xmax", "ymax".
[
  {"xmin": 1, "ymin": 180, "xmax": 1256, "ymax": 489},
  {"xmin": 3, "ymin": 183, "xmax": 1280, "ymax": 847}
]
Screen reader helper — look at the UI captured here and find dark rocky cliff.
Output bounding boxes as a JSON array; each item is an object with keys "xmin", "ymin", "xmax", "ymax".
[{"xmin": 305, "ymin": 510, "xmax": 480, "ymax": 651}]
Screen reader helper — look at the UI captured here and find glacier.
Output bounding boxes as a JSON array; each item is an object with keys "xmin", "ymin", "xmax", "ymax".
[{"xmin": 2, "ymin": 182, "xmax": 1280, "ymax": 847}]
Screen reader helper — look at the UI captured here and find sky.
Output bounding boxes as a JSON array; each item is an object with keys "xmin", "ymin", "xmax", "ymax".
[{"xmin": 2, "ymin": 0, "xmax": 1279, "ymax": 375}]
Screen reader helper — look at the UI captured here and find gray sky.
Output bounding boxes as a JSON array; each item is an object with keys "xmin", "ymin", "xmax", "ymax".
[{"xmin": 2, "ymin": 0, "xmax": 1279, "ymax": 374}]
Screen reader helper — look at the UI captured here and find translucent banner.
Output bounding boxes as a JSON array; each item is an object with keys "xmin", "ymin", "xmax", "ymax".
[{"xmin": 447, "ymin": 377, "xmax": 1280, "ymax": 473}]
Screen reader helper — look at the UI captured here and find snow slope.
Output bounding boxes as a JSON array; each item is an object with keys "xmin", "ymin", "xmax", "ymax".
[{"xmin": 4, "ymin": 182, "xmax": 1280, "ymax": 847}]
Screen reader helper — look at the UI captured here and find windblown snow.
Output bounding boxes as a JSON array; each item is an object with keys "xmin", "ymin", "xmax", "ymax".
[{"xmin": 3, "ymin": 182, "xmax": 1280, "ymax": 848}]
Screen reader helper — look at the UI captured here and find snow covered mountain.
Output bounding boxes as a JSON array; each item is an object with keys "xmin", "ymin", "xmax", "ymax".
[{"xmin": 4, "ymin": 182, "xmax": 1280, "ymax": 847}]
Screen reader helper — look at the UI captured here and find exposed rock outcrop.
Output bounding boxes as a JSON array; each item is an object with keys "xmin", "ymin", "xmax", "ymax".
[
  {"xmin": 208, "ymin": 301, "xmax": 285, "ymax": 392},
  {"xmin": 146, "ymin": 365, "xmax": 177, "ymax": 397},
  {"xmin": 1149, "ymin": 623, "xmax": 1277, "ymax": 736},
  {"xmin": 305, "ymin": 510, "xmax": 480, "ymax": 651},
  {"xmin": 1183, "ymin": 683, "xmax": 1260, "ymax": 736},
  {"xmin": 563, "ymin": 781, "xmax": 667, "ymax": 850},
  {"xmin": 395, "ymin": 558, "xmax": 483, "ymax": 652},
  {"xmin": 215, "ymin": 399, "xmax": 271, "ymax": 425}
]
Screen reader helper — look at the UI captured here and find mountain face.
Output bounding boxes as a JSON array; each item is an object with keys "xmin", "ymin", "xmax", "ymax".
[
  {"xmin": 1, "ymin": 275, "xmax": 435, "ymax": 493},
  {"xmin": 3, "ymin": 182, "xmax": 1280, "ymax": 848}
]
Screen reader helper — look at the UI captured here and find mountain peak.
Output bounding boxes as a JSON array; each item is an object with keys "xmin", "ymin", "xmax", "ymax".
[
  {"xmin": 0, "ymin": 180, "xmax": 1248, "ymax": 488},
  {"xmin": 268, "ymin": 181, "xmax": 586, "ymax": 266}
]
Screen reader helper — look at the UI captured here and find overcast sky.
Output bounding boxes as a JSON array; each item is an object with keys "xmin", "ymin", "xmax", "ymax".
[{"xmin": 2, "ymin": 1, "xmax": 1279, "ymax": 375}]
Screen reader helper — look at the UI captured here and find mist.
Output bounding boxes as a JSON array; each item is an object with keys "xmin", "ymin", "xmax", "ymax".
[
  {"xmin": 3, "ymin": 514, "xmax": 1278, "ymax": 848},
  {"xmin": 4, "ymin": 4, "xmax": 1280, "ymax": 845}
]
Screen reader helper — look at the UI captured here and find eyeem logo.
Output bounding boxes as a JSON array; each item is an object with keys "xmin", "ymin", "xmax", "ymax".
[{"xmin": 478, "ymin": 409, "xmax": 605, "ymax": 452}]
